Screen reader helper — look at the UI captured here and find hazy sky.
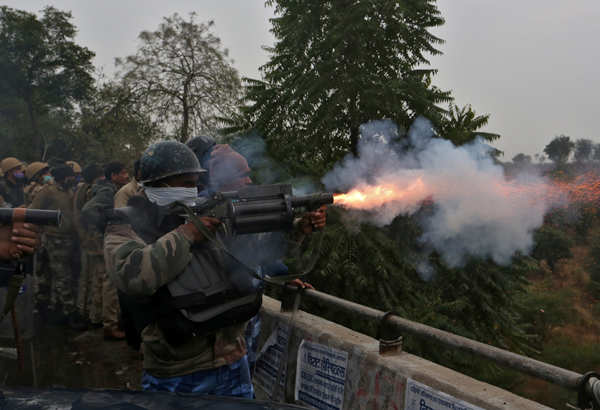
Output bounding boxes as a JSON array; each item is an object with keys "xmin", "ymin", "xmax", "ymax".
[{"xmin": 3, "ymin": 1, "xmax": 599, "ymax": 160}]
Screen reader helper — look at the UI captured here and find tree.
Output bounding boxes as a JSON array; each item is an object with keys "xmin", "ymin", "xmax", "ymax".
[
  {"xmin": 240, "ymin": 0, "xmax": 452, "ymax": 173},
  {"xmin": 438, "ymin": 103, "xmax": 499, "ymax": 146},
  {"xmin": 593, "ymin": 143, "xmax": 600, "ymax": 162},
  {"xmin": 574, "ymin": 138, "xmax": 593, "ymax": 163},
  {"xmin": 543, "ymin": 135, "xmax": 574, "ymax": 164},
  {"xmin": 0, "ymin": 6, "xmax": 95, "ymax": 159},
  {"xmin": 512, "ymin": 153, "xmax": 532, "ymax": 166},
  {"xmin": 71, "ymin": 80, "xmax": 162, "ymax": 165},
  {"xmin": 116, "ymin": 13, "xmax": 241, "ymax": 142}
]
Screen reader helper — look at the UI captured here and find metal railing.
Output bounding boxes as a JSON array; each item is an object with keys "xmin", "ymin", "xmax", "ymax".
[{"xmin": 277, "ymin": 285, "xmax": 600, "ymax": 407}]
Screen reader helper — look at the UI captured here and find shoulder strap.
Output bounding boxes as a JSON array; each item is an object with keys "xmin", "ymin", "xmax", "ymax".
[{"xmin": 178, "ymin": 202, "xmax": 263, "ymax": 282}]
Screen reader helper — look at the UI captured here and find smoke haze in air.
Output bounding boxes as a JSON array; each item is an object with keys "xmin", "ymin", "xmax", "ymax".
[{"xmin": 323, "ymin": 117, "xmax": 557, "ymax": 274}]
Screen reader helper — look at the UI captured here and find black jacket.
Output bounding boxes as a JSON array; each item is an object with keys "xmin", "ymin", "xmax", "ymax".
[{"xmin": 0, "ymin": 178, "xmax": 24, "ymax": 208}]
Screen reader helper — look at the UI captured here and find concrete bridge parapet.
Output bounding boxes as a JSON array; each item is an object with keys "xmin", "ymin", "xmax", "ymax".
[{"xmin": 254, "ymin": 296, "xmax": 552, "ymax": 410}]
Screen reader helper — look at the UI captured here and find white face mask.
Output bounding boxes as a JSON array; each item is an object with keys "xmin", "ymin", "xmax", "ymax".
[{"xmin": 144, "ymin": 186, "xmax": 198, "ymax": 206}]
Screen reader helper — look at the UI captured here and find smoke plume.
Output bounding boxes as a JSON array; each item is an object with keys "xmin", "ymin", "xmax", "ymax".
[{"xmin": 323, "ymin": 117, "xmax": 558, "ymax": 275}]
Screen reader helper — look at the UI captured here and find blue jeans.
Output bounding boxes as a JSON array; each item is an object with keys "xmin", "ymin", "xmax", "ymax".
[
  {"xmin": 245, "ymin": 314, "xmax": 261, "ymax": 375},
  {"xmin": 141, "ymin": 355, "xmax": 254, "ymax": 398}
]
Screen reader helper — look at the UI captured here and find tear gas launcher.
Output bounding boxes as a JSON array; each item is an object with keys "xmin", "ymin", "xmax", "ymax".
[
  {"xmin": 115, "ymin": 184, "xmax": 333, "ymax": 235},
  {"xmin": 194, "ymin": 184, "xmax": 333, "ymax": 234},
  {"xmin": 0, "ymin": 208, "xmax": 62, "ymax": 226}
]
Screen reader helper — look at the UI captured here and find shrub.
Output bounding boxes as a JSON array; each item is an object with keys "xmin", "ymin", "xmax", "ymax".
[
  {"xmin": 586, "ymin": 228, "xmax": 600, "ymax": 296},
  {"xmin": 532, "ymin": 225, "xmax": 574, "ymax": 269}
]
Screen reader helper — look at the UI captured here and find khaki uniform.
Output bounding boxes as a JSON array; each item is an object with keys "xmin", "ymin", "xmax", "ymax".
[
  {"xmin": 81, "ymin": 180, "xmax": 120, "ymax": 329},
  {"xmin": 73, "ymin": 183, "xmax": 103, "ymax": 323},
  {"xmin": 30, "ymin": 184, "xmax": 76, "ymax": 315},
  {"xmin": 24, "ymin": 181, "xmax": 45, "ymax": 207}
]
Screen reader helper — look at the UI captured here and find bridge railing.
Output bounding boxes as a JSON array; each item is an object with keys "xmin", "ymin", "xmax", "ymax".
[{"xmin": 275, "ymin": 284, "xmax": 599, "ymax": 407}]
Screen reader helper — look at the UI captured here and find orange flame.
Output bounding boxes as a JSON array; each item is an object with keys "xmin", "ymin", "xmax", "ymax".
[
  {"xmin": 334, "ymin": 178, "xmax": 428, "ymax": 209},
  {"xmin": 332, "ymin": 172, "xmax": 600, "ymax": 211}
]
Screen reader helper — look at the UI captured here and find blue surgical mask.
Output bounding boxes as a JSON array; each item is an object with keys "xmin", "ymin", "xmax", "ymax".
[
  {"xmin": 144, "ymin": 186, "xmax": 199, "ymax": 207},
  {"xmin": 42, "ymin": 175, "xmax": 53, "ymax": 184}
]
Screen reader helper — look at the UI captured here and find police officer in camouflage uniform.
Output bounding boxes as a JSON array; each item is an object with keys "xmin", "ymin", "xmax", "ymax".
[
  {"xmin": 29, "ymin": 165, "xmax": 79, "ymax": 327},
  {"xmin": 105, "ymin": 141, "xmax": 253, "ymax": 396},
  {"xmin": 105, "ymin": 141, "xmax": 326, "ymax": 396},
  {"xmin": 24, "ymin": 162, "xmax": 52, "ymax": 206}
]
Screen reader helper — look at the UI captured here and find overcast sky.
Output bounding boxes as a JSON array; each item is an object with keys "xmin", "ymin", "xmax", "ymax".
[{"xmin": 3, "ymin": 0, "xmax": 599, "ymax": 161}]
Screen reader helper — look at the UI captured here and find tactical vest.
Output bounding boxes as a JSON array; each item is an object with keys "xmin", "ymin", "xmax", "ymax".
[{"xmin": 117, "ymin": 196, "xmax": 262, "ymax": 347}]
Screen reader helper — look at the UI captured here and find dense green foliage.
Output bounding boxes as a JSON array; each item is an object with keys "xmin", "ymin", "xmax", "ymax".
[
  {"xmin": 532, "ymin": 225, "xmax": 574, "ymax": 269},
  {"xmin": 0, "ymin": 6, "xmax": 95, "ymax": 160},
  {"xmin": 587, "ymin": 228, "xmax": 600, "ymax": 297},
  {"xmin": 242, "ymin": 0, "xmax": 536, "ymax": 384},
  {"xmin": 281, "ymin": 206, "xmax": 537, "ymax": 362},
  {"xmin": 241, "ymin": 0, "xmax": 452, "ymax": 174},
  {"xmin": 436, "ymin": 103, "xmax": 499, "ymax": 146}
]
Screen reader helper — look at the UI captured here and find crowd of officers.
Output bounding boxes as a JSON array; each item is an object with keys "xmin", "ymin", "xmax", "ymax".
[
  {"xmin": 0, "ymin": 137, "xmax": 327, "ymax": 398},
  {"xmin": 0, "ymin": 156, "xmax": 134, "ymax": 339}
]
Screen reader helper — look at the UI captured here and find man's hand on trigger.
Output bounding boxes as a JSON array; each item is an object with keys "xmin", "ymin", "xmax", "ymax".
[
  {"xmin": 178, "ymin": 216, "xmax": 221, "ymax": 243},
  {"xmin": 300, "ymin": 205, "xmax": 327, "ymax": 234}
]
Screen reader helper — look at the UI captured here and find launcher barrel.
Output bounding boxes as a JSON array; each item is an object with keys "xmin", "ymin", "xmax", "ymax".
[{"xmin": 0, "ymin": 208, "xmax": 62, "ymax": 226}]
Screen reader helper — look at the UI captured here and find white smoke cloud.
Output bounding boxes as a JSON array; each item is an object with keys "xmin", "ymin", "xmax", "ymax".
[{"xmin": 323, "ymin": 117, "xmax": 557, "ymax": 274}]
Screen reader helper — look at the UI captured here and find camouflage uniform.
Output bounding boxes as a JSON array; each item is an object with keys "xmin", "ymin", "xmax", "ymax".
[
  {"xmin": 104, "ymin": 206, "xmax": 247, "ymax": 379},
  {"xmin": 81, "ymin": 179, "xmax": 120, "ymax": 329},
  {"xmin": 29, "ymin": 184, "xmax": 76, "ymax": 315}
]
